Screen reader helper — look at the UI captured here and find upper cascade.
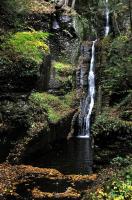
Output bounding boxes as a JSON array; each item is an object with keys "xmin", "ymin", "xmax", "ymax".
[
  {"xmin": 63, "ymin": 0, "xmax": 76, "ymax": 8},
  {"xmin": 105, "ymin": 0, "xmax": 110, "ymax": 36}
]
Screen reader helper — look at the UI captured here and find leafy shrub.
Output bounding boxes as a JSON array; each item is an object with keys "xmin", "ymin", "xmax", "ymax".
[
  {"xmin": 110, "ymin": 156, "xmax": 132, "ymax": 167},
  {"xmin": 63, "ymin": 90, "xmax": 78, "ymax": 107},
  {"xmin": 89, "ymin": 165, "xmax": 132, "ymax": 200},
  {"xmin": 92, "ymin": 112, "xmax": 132, "ymax": 137},
  {"xmin": 101, "ymin": 36, "xmax": 131, "ymax": 95},
  {"xmin": 110, "ymin": 35, "xmax": 129, "ymax": 50}
]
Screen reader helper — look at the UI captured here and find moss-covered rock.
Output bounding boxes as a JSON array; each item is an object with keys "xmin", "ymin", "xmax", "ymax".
[
  {"xmin": 29, "ymin": 91, "xmax": 76, "ymax": 123},
  {"xmin": 49, "ymin": 61, "xmax": 75, "ymax": 94},
  {"xmin": 0, "ymin": 31, "xmax": 50, "ymax": 92},
  {"xmin": 3, "ymin": 31, "xmax": 49, "ymax": 63},
  {"xmin": 0, "ymin": 90, "xmax": 77, "ymax": 163}
]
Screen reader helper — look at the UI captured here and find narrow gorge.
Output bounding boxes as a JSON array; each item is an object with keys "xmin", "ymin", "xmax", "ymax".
[{"xmin": 0, "ymin": 0, "xmax": 132, "ymax": 199}]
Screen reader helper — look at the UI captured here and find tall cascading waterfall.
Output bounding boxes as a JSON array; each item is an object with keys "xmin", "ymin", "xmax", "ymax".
[
  {"xmin": 78, "ymin": 40, "xmax": 97, "ymax": 138},
  {"xmin": 85, "ymin": 40, "xmax": 97, "ymax": 137},
  {"xmin": 78, "ymin": 1, "xmax": 110, "ymax": 138},
  {"xmin": 105, "ymin": 0, "xmax": 110, "ymax": 36}
]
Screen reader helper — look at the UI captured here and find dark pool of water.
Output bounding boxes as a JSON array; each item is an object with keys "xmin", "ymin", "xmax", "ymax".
[
  {"xmin": 16, "ymin": 178, "xmax": 70, "ymax": 196},
  {"xmin": 34, "ymin": 138, "xmax": 93, "ymax": 175}
]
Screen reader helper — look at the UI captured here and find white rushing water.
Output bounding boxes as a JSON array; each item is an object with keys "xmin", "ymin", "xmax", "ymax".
[
  {"xmin": 85, "ymin": 40, "xmax": 97, "ymax": 136},
  {"xmin": 78, "ymin": 40, "xmax": 97, "ymax": 138},
  {"xmin": 64, "ymin": 0, "xmax": 69, "ymax": 6},
  {"xmin": 78, "ymin": 0, "xmax": 110, "ymax": 139},
  {"xmin": 52, "ymin": 20, "xmax": 60, "ymax": 30},
  {"xmin": 71, "ymin": 0, "xmax": 76, "ymax": 9},
  {"xmin": 105, "ymin": 0, "xmax": 110, "ymax": 36}
]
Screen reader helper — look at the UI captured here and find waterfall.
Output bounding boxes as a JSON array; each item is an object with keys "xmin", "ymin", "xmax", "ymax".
[
  {"xmin": 77, "ymin": 1, "xmax": 110, "ymax": 139},
  {"xmin": 64, "ymin": 0, "xmax": 69, "ymax": 6},
  {"xmin": 78, "ymin": 40, "xmax": 97, "ymax": 138},
  {"xmin": 52, "ymin": 20, "xmax": 60, "ymax": 30},
  {"xmin": 64, "ymin": 0, "xmax": 76, "ymax": 8},
  {"xmin": 85, "ymin": 40, "xmax": 97, "ymax": 136},
  {"xmin": 71, "ymin": 0, "xmax": 76, "ymax": 9},
  {"xmin": 105, "ymin": 0, "xmax": 110, "ymax": 36}
]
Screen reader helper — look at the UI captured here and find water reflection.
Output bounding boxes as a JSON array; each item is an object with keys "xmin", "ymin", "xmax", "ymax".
[{"xmin": 38, "ymin": 138, "xmax": 93, "ymax": 175}]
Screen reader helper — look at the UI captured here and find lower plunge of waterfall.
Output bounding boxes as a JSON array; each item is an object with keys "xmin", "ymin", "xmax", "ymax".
[
  {"xmin": 78, "ymin": 40, "xmax": 97, "ymax": 139},
  {"xmin": 30, "ymin": 138, "xmax": 93, "ymax": 175}
]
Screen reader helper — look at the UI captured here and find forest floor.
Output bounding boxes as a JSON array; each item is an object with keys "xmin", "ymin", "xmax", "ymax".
[{"xmin": 0, "ymin": 162, "xmax": 121, "ymax": 200}]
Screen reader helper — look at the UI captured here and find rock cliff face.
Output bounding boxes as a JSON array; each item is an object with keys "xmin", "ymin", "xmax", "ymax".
[
  {"xmin": 0, "ymin": 0, "xmax": 80, "ymax": 163},
  {"xmin": 0, "ymin": 0, "xmax": 132, "ymax": 164}
]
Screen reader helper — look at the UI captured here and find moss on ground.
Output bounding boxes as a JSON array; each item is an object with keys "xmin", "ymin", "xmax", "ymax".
[
  {"xmin": 53, "ymin": 61, "xmax": 73, "ymax": 74},
  {"xmin": 29, "ymin": 92, "xmax": 75, "ymax": 123},
  {"xmin": 2, "ymin": 31, "xmax": 49, "ymax": 64},
  {"xmin": 52, "ymin": 61, "xmax": 75, "ymax": 92}
]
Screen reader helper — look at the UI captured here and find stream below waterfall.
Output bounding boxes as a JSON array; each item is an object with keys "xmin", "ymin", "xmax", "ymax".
[
  {"xmin": 21, "ymin": 134, "xmax": 132, "ymax": 199},
  {"xmin": 32, "ymin": 138, "xmax": 93, "ymax": 175}
]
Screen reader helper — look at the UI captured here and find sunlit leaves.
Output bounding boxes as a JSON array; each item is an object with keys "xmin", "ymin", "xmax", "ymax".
[{"xmin": 2, "ymin": 31, "xmax": 49, "ymax": 64}]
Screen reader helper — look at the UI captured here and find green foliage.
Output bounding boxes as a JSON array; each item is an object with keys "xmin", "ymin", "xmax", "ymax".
[
  {"xmin": 117, "ymin": 93, "xmax": 132, "ymax": 109},
  {"xmin": 73, "ymin": 15, "xmax": 89, "ymax": 39},
  {"xmin": 101, "ymin": 37, "xmax": 111, "ymax": 48},
  {"xmin": 53, "ymin": 61, "xmax": 73, "ymax": 74},
  {"xmin": 92, "ymin": 111, "xmax": 132, "ymax": 136},
  {"xmin": 89, "ymin": 165, "xmax": 132, "ymax": 200},
  {"xmin": 2, "ymin": 31, "xmax": 49, "ymax": 64},
  {"xmin": 110, "ymin": 156, "xmax": 132, "ymax": 167},
  {"xmin": 120, "ymin": 111, "xmax": 132, "ymax": 121},
  {"xmin": 53, "ymin": 61, "xmax": 74, "ymax": 92},
  {"xmin": 63, "ymin": 90, "xmax": 78, "ymax": 107},
  {"xmin": 110, "ymin": 35, "xmax": 129, "ymax": 50},
  {"xmin": 109, "ymin": 0, "xmax": 128, "ymax": 12},
  {"xmin": 0, "ymin": 56, "xmax": 41, "ymax": 78},
  {"xmin": 29, "ymin": 92, "xmax": 73, "ymax": 123},
  {"xmin": 101, "ymin": 35, "xmax": 132, "ymax": 95},
  {"xmin": 0, "ymin": 0, "xmax": 31, "ymax": 14}
]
